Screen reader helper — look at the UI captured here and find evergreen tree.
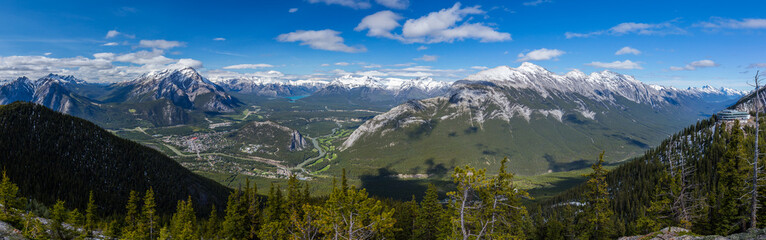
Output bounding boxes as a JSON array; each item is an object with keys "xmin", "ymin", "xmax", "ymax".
[
  {"xmin": 246, "ymin": 179, "xmax": 262, "ymax": 239},
  {"xmin": 714, "ymin": 121, "xmax": 749, "ymax": 234},
  {"xmin": 143, "ymin": 187, "xmax": 158, "ymax": 240},
  {"xmin": 50, "ymin": 200, "xmax": 70, "ymax": 240},
  {"xmin": 170, "ymin": 196, "xmax": 197, "ymax": 240},
  {"xmin": 204, "ymin": 205, "xmax": 220, "ymax": 240},
  {"xmin": 259, "ymin": 183, "xmax": 288, "ymax": 240},
  {"xmin": 222, "ymin": 189, "xmax": 249, "ymax": 240},
  {"xmin": 413, "ymin": 184, "xmax": 447, "ymax": 240},
  {"xmin": 447, "ymin": 158, "xmax": 529, "ymax": 240},
  {"xmin": 317, "ymin": 177, "xmax": 396, "ymax": 239},
  {"xmin": 578, "ymin": 152, "xmax": 614, "ymax": 240},
  {"xmin": 122, "ymin": 190, "xmax": 143, "ymax": 239},
  {"xmin": 392, "ymin": 196, "xmax": 418, "ymax": 240},
  {"xmin": 85, "ymin": 191, "xmax": 97, "ymax": 235},
  {"xmin": 0, "ymin": 170, "xmax": 20, "ymax": 218}
]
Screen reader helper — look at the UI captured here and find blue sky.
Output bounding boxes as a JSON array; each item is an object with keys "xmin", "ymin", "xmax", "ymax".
[{"xmin": 0, "ymin": 0, "xmax": 764, "ymax": 89}]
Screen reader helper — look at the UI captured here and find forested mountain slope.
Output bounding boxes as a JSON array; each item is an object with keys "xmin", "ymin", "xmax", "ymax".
[
  {"xmin": 0, "ymin": 102, "xmax": 231, "ymax": 214},
  {"xmin": 539, "ymin": 116, "xmax": 766, "ymax": 236}
]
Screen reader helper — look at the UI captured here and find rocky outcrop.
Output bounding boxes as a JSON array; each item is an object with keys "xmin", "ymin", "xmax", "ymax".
[
  {"xmin": 619, "ymin": 227, "xmax": 766, "ymax": 240},
  {"xmin": 290, "ymin": 130, "xmax": 309, "ymax": 151}
]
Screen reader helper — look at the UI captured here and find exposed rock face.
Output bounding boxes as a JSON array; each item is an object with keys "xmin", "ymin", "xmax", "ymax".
[
  {"xmin": 111, "ymin": 67, "xmax": 239, "ymax": 112},
  {"xmin": 0, "ymin": 74, "xmax": 98, "ymax": 116},
  {"xmin": 290, "ymin": 130, "xmax": 309, "ymax": 151}
]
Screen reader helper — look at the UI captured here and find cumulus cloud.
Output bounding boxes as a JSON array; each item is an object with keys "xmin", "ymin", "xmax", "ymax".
[
  {"xmin": 102, "ymin": 42, "xmax": 120, "ymax": 46},
  {"xmin": 697, "ymin": 17, "xmax": 766, "ymax": 29},
  {"xmin": 307, "ymin": 0, "xmax": 371, "ymax": 9},
  {"xmin": 44, "ymin": 52, "xmax": 52, "ymax": 56},
  {"xmin": 471, "ymin": 66, "xmax": 488, "ymax": 70},
  {"xmin": 670, "ymin": 59, "xmax": 719, "ymax": 71},
  {"xmin": 276, "ymin": 29, "xmax": 366, "ymax": 53},
  {"xmin": 289, "ymin": 8, "xmax": 298, "ymax": 13},
  {"xmin": 223, "ymin": 64, "xmax": 274, "ymax": 69},
  {"xmin": 213, "ymin": 37, "xmax": 226, "ymax": 41},
  {"xmin": 586, "ymin": 60, "xmax": 642, "ymax": 70},
  {"xmin": 138, "ymin": 39, "xmax": 185, "ymax": 49},
  {"xmin": 320, "ymin": 63, "xmax": 331, "ymax": 67},
  {"xmin": 414, "ymin": 55, "xmax": 438, "ymax": 61},
  {"xmin": 355, "ymin": 11, "xmax": 403, "ymax": 39},
  {"xmin": 114, "ymin": 49, "xmax": 175, "ymax": 65},
  {"xmin": 355, "ymin": 3, "xmax": 511, "ymax": 44},
  {"xmin": 375, "ymin": 0, "xmax": 409, "ymax": 9},
  {"xmin": 615, "ymin": 46, "xmax": 640, "ymax": 55},
  {"xmin": 566, "ymin": 21, "xmax": 685, "ymax": 39},
  {"xmin": 334, "ymin": 62, "xmax": 351, "ymax": 66},
  {"xmin": 516, "ymin": 48, "xmax": 565, "ymax": 62},
  {"xmin": 169, "ymin": 58, "xmax": 203, "ymax": 69}
]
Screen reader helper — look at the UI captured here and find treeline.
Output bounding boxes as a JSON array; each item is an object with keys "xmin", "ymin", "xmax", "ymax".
[
  {"xmin": 0, "ymin": 158, "xmax": 626, "ymax": 239},
  {"xmin": 537, "ymin": 116, "xmax": 766, "ymax": 238}
]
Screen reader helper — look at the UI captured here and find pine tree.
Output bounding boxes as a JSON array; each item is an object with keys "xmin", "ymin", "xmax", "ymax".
[
  {"xmin": 85, "ymin": 191, "xmax": 97, "ymax": 235},
  {"xmin": 578, "ymin": 152, "xmax": 614, "ymax": 240},
  {"xmin": 447, "ymin": 158, "xmax": 529, "ymax": 240},
  {"xmin": 0, "ymin": 170, "xmax": 20, "ymax": 218},
  {"xmin": 204, "ymin": 205, "xmax": 220, "ymax": 240},
  {"xmin": 259, "ymin": 183, "xmax": 288, "ymax": 240},
  {"xmin": 170, "ymin": 196, "xmax": 197, "ymax": 240},
  {"xmin": 143, "ymin": 187, "xmax": 158, "ymax": 240},
  {"xmin": 246, "ymin": 179, "xmax": 262, "ymax": 239},
  {"xmin": 714, "ymin": 121, "xmax": 749, "ymax": 234},
  {"xmin": 317, "ymin": 178, "xmax": 396, "ymax": 239},
  {"xmin": 413, "ymin": 184, "xmax": 447, "ymax": 240},
  {"xmin": 122, "ymin": 190, "xmax": 143, "ymax": 239},
  {"xmin": 50, "ymin": 200, "xmax": 70, "ymax": 239},
  {"xmin": 392, "ymin": 196, "xmax": 418, "ymax": 240},
  {"xmin": 222, "ymin": 189, "xmax": 249, "ymax": 240}
]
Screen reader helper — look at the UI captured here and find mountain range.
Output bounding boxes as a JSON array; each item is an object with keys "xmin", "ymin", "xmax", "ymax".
[{"xmin": 337, "ymin": 63, "xmax": 747, "ymax": 176}]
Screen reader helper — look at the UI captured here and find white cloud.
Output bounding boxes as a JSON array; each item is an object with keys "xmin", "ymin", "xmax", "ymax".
[
  {"xmin": 697, "ymin": 17, "xmax": 766, "ymax": 29},
  {"xmin": 417, "ymin": 46, "xmax": 428, "ymax": 51},
  {"xmin": 586, "ymin": 60, "xmax": 643, "ymax": 70},
  {"xmin": 334, "ymin": 62, "xmax": 351, "ymax": 66},
  {"xmin": 276, "ymin": 29, "xmax": 366, "ymax": 53},
  {"xmin": 670, "ymin": 59, "xmax": 719, "ymax": 71},
  {"xmin": 414, "ymin": 55, "xmax": 438, "ymax": 61},
  {"xmin": 169, "ymin": 59, "xmax": 203, "ymax": 69},
  {"xmin": 213, "ymin": 37, "xmax": 226, "ymax": 41},
  {"xmin": 307, "ymin": 0, "xmax": 371, "ymax": 9},
  {"xmin": 523, "ymin": 0, "xmax": 551, "ymax": 6},
  {"xmin": 748, "ymin": 63, "xmax": 766, "ymax": 69},
  {"xmin": 356, "ymin": 3, "xmax": 511, "ymax": 44},
  {"xmin": 355, "ymin": 11, "xmax": 403, "ymax": 39},
  {"xmin": 44, "ymin": 52, "xmax": 52, "ymax": 56},
  {"xmin": 471, "ymin": 66, "xmax": 488, "ymax": 70},
  {"xmin": 320, "ymin": 63, "xmax": 331, "ymax": 67},
  {"xmin": 115, "ymin": 49, "xmax": 175, "ymax": 65},
  {"xmin": 102, "ymin": 42, "xmax": 120, "ymax": 46},
  {"xmin": 516, "ymin": 48, "xmax": 565, "ymax": 62},
  {"xmin": 375, "ymin": 0, "xmax": 408, "ymax": 9},
  {"xmin": 289, "ymin": 8, "xmax": 299, "ymax": 13},
  {"xmin": 615, "ymin": 46, "xmax": 640, "ymax": 55},
  {"xmin": 138, "ymin": 39, "xmax": 185, "ymax": 49},
  {"xmin": 105, "ymin": 30, "xmax": 134, "ymax": 39},
  {"xmin": 223, "ymin": 64, "xmax": 275, "ymax": 69},
  {"xmin": 93, "ymin": 52, "xmax": 115, "ymax": 59},
  {"xmin": 363, "ymin": 64, "xmax": 382, "ymax": 68},
  {"xmin": 566, "ymin": 21, "xmax": 685, "ymax": 39}
]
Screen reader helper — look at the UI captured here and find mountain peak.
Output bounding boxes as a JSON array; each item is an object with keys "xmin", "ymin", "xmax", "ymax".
[{"xmin": 516, "ymin": 62, "xmax": 549, "ymax": 73}]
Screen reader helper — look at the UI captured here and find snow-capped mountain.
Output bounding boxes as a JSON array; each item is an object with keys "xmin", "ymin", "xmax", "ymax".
[
  {"xmin": 213, "ymin": 77, "xmax": 327, "ymax": 97},
  {"xmin": 338, "ymin": 63, "xmax": 746, "ymax": 175},
  {"xmin": 108, "ymin": 67, "xmax": 238, "ymax": 112},
  {"xmin": 0, "ymin": 74, "xmax": 98, "ymax": 115}
]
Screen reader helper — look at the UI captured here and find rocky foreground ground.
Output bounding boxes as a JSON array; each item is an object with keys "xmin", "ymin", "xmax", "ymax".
[{"xmin": 620, "ymin": 227, "xmax": 766, "ymax": 240}]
